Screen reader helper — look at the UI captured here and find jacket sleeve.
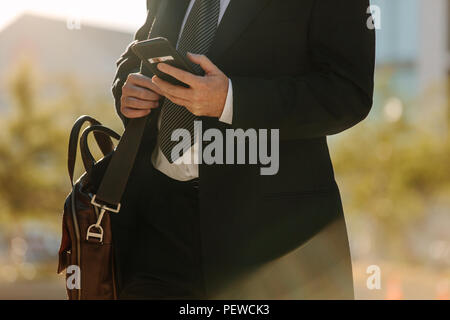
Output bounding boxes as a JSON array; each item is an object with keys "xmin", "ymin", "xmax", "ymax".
[
  {"xmin": 229, "ymin": 0, "xmax": 375, "ymax": 140},
  {"xmin": 112, "ymin": 0, "xmax": 160, "ymax": 127}
]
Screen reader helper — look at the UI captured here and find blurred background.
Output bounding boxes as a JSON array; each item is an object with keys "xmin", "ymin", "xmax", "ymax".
[{"xmin": 0, "ymin": 0, "xmax": 448, "ymax": 299}]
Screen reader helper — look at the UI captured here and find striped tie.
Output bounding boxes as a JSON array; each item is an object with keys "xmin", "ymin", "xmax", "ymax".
[{"xmin": 158, "ymin": 0, "xmax": 220, "ymax": 163}]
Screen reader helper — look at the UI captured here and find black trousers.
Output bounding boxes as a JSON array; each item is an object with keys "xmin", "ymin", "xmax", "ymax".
[{"xmin": 116, "ymin": 165, "xmax": 205, "ymax": 299}]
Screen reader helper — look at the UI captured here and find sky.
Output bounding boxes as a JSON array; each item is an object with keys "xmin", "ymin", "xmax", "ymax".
[{"xmin": 0, "ymin": 0, "xmax": 147, "ymax": 32}]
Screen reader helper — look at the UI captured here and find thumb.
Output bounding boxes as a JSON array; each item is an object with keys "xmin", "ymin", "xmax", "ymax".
[{"xmin": 187, "ymin": 53, "xmax": 217, "ymax": 74}]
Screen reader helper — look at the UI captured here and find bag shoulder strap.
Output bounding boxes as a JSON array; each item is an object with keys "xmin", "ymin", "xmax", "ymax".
[
  {"xmin": 91, "ymin": 0, "xmax": 163, "ymax": 210},
  {"xmin": 93, "ymin": 116, "xmax": 147, "ymax": 209}
]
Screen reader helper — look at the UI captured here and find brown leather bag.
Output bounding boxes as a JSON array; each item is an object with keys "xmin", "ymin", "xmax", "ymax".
[
  {"xmin": 57, "ymin": 115, "xmax": 148, "ymax": 299},
  {"xmin": 57, "ymin": 0, "xmax": 162, "ymax": 299}
]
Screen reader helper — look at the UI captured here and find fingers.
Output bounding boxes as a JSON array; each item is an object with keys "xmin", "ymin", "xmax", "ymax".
[
  {"xmin": 121, "ymin": 73, "xmax": 163, "ymax": 119},
  {"xmin": 157, "ymin": 63, "xmax": 199, "ymax": 86},
  {"xmin": 120, "ymin": 95, "xmax": 159, "ymax": 118},
  {"xmin": 164, "ymin": 92, "xmax": 191, "ymax": 108},
  {"xmin": 122, "ymin": 83, "xmax": 160, "ymax": 101},
  {"xmin": 187, "ymin": 53, "xmax": 218, "ymax": 74},
  {"xmin": 121, "ymin": 74, "xmax": 161, "ymax": 119},
  {"xmin": 121, "ymin": 96, "xmax": 159, "ymax": 110},
  {"xmin": 152, "ymin": 75, "xmax": 193, "ymax": 100},
  {"xmin": 126, "ymin": 73, "xmax": 163, "ymax": 95}
]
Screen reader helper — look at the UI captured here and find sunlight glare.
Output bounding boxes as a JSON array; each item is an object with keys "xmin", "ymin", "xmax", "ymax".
[{"xmin": 0, "ymin": 0, "xmax": 146, "ymax": 32}]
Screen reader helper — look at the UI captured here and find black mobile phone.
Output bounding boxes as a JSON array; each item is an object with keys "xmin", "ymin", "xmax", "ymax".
[{"xmin": 131, "ymin": 37, "xmax": 198, "ymax": 87}]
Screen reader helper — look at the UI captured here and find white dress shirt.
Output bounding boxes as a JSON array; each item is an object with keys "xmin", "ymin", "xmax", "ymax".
[{"xmin": 152, "ymin": 0, "xmax": 233, "ymax": 181}]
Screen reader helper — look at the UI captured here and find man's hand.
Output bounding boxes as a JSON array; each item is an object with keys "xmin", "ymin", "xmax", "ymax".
[
  {"xmin": 120, "ymin": 73, "xmax": 163, "ymax": 118},
  {"xmin": 152, "ymin": 53, "xmax": 229, "ymax": 118}
]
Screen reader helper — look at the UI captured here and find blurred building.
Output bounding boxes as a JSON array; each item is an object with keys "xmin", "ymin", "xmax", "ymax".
[
  {"xmin": 0, "ymin": 14, "xmax": 134, "ymax": 112},
  {"xmin": 374, "ymin": 0, "xmax": 448, "ymax": 88},
  {"xmin": 372, "ymin": 0, "xmax": 449, "ymax": 131}
]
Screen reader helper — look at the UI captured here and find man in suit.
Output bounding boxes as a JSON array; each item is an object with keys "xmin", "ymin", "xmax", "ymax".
[{"xmin": 111, "ymin": 0, "xmax": 375, "ymax": 299}]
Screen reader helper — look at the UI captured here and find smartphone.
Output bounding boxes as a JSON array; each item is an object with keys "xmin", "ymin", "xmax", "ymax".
[{"xmin": 131, "ymin": 37, "xmax": 198, "ymax": 87}]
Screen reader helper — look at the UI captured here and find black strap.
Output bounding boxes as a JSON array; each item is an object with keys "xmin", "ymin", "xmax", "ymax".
[
  {"xmin": 93, "ymin": 0, "xmax": 162, "ymax": 207},
  {"xmin": 94, "ymin": 116, "xmax": 148, "ymax": 206}
]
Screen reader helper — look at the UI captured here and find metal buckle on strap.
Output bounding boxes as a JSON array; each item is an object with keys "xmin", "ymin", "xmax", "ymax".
[
  {"xmin": 90, "ymin": 195, "xmax": 121, "ymax": 213},
  {"xmin": 86, "ymin": 195, "xmax": 121, "ymax": 242},
  {"xmin": 86, "ymin": 225, "xmax": 104, "ymax": 243}
]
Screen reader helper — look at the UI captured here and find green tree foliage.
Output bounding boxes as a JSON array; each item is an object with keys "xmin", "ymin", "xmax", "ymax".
[
  {"xmin": 332, "ymin": 117, "xmax": 450, "ymax": 258},
  {"xmin": 0, "ymin": 61, "xmax": 120, "ymax": 223}
]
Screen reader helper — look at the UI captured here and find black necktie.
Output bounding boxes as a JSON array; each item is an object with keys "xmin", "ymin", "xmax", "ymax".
[{"xmin": 158, "ymin": 0, "xmax": 220, "ymax": 163}]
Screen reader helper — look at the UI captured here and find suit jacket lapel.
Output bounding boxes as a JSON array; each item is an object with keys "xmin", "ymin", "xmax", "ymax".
[
  {"xmin": 150, "ymin": 0, "xmax": 272, "ymax": 61},
  {"xmin": 209, "ymin": 0, "xmax": 272, "ymax": 61},
  {"xmin": 149, "ymin": 0, "xmax": 190, "ymax": 43}
]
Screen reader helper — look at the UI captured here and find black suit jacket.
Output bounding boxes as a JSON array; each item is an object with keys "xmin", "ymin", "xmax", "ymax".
[{"xmin": 112, "ymin": 0, "xmax": 375, "ymax": 295}]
